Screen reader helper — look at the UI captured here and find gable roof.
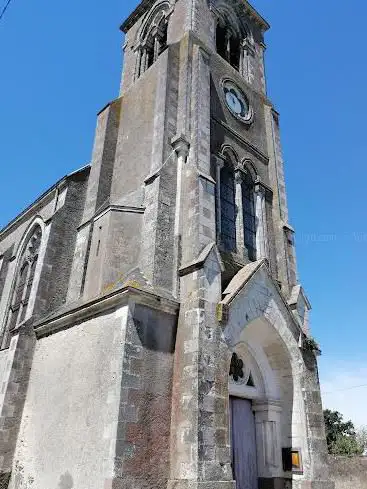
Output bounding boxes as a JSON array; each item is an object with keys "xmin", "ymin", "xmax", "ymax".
[{"xmin": 220, "ymin": 259, "xmax": 302, "ymax": 339}]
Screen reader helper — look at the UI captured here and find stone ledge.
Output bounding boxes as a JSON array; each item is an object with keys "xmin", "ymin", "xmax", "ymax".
[{"xmin": 33, "ymin": 286, "xmax": 179, "ymax": 339}]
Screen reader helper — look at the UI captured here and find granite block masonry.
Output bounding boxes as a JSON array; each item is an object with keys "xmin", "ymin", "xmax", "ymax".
[{"xmin": 0, "ymin": 1, "xmax": 333, "ymax": 488}]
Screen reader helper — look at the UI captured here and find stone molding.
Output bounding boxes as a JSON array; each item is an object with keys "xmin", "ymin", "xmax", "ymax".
[
  {"xmin": 255, "ymin": 178, "xmax": 273, "ymax": 201},
  {"xmin": 33, "ymin": 286, "xmax": 179, "ymax": 339},
  {"xmin": 171, "ymin": 133, "xmax": 190, "ymax": 159},
  {"xmin": 179, "ymin": 242, "xmax": 224, "ymax": 277},
  {"xmin": 219, "ymin": 259, "xmax": 302, "ymax": 341},
  {"xmin": 77, "ymin": 205, "xmax": 145, "ymax": 231},
  {"xmin": 212, "ymin": 116, "xmax": 269, "ymax": 164}
]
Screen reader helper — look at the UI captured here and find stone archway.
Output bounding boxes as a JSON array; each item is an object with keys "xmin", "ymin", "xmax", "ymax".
[
  {"xmin": 168, "ymin": 249, "xmax": 331, "ymax": 489},
  {"xmin": 227, "ymin": 317, "xmax": 296, "ymax": 487},
  {"xmin": 219, "ymin": 260, "xmax": 313, "ymax": 487}
]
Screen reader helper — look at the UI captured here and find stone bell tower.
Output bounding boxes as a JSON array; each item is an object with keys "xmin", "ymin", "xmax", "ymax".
[
  {"xmin": 2, "ymin": 1, "xmax": 332, "ymax": 489},
  {"xmin": 67, "ymin": 0, "xmax": 298, "ymax": 306},
  {"xmin": 64, "ymin": 0, "xmax": 331, "ymax": 487}
]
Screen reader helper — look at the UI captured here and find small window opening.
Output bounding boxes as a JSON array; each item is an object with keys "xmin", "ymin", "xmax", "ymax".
[
  {"xmin": 220, "ymin": 164, "xmax": 237, "ymax": 252},
  {"xmin": 146, "ymin": 40, "xmax": 155, "ymax": 70},
  {"xmin": 247, "ymin": 372, "xmax": 255, "ymax": 387},
  {"xmin": 242, "ymin": 172, "xmax": 256, "ymax": 261},
  {"xmin": 21, "ymin": 258, "xmax": 37, "ymax": 320},
  {"xmin": 158, "ymin": 21, "xmax": 168, "ymax": 55},
  {"xmin": 216, "ymin": 22, "xmax": 242, "ymax": 72},
  {"xmin": 216, "ymin": 24, "xmax": 228, "ymax": 60},
  {"xmin": 230, "ymin": 36, "xmax": 241, "ymax": 71}
]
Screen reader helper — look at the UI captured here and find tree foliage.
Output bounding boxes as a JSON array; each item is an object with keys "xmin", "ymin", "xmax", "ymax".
[
  {"xmin": 323, "ymin": 409, "xmax": 363, "ymax": 456},
  {"xmin": 356, "ymin": 426, "xmax": 367, "ymax": 454}
]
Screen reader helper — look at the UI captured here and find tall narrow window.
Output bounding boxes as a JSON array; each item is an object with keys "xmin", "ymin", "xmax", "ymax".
[
  {"xmin": 20, "ymin": 256, "xmax": 38, "ymax": 322},
  {"xmin": 216, "ymin": 24, "xmax": 228, "ymax": 61},
  {"xmin": 220, "ymin": 164, "xmax": 237, "ymax": 252},
  {"xmin": 158, "ymin": 20, "xmax": 168, "ymax": 55},
  {"xmin": 9, "ymin": 263, "xmax": 28, "ymax": 331},
  {"xmin": 216, "ymin": 21, "xmax": 242, "ymax": 72},
  {"xmin": 138, "ymin": 9, "xmax": 169, "ymax": 78},
  {"xmin": 3, "ymin": 225, "xmax": 42, "ymax": 348},
  {"xmin": 146, "ymin": 39, "xmax": 155, "ymax": 70},
  {"xmin": 242, "ymin": 172, "xmax": 256, "ymax": 261},
  {"xmin": 230, "ymin": 36, "xmax": 241, "ymax": 71}
]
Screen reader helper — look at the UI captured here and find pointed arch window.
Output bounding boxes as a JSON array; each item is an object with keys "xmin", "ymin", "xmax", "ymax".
[
  {"xmin": 216, "ymin": 152, "xmax": 260, "ymax": 261},
  {"xmin": 3, "ymin": 225, "xmax": 42, "ymax": 348}
]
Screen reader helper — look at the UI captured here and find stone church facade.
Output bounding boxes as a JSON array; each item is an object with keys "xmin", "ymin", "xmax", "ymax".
[{"xmin": 0, "ymin": 1, "xmax": 332, "ymax": 488}]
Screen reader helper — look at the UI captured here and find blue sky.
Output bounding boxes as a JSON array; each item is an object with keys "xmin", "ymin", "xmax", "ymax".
[{"xmin": 1, "ymin": 0, "xmax": 366, "ymax": 425}]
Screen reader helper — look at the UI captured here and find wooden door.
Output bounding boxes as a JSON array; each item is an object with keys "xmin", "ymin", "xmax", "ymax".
[{"xmin": 230, "ymin": 396, "xmax": 258, "ymax": 489}]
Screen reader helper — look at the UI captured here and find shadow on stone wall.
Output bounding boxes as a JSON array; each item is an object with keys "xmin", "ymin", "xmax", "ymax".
[
  {"xmin": 329, "ymin": 456, "xmax": 367, "ymax": 489},
  {"xmin": 0, "ymin": 473, "xmax": 10, "ymax": 489}
]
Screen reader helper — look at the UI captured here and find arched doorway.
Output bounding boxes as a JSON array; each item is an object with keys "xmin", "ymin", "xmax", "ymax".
[{"xmin": 227, "ymin": 317, "xmax": 295, "ymax": 489}]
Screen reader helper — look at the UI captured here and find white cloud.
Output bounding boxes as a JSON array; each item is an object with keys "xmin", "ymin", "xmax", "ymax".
[{"xmin": 319, "ymin": 359, "xmax": 367, "ymax": 429}]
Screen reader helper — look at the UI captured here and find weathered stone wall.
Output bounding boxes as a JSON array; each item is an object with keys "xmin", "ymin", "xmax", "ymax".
[
  {"xmin": 34, "ymin": 173, "xmax": 89, "ymax": 318},
  {"xmin": 6, "ymin": 295, "xmax": 178, "ymax": 489},
  {"xmin": 0, "ymin": 168, "xmax": 89, "ymax": 340},
  {"xmin": 8, "ymin": 306, "xmax": 129, "ymax": 489},
  {"xmin": 210, "ymin": 54, "xmax": 269, "ymax": 163},
  {"xmin": 0, "ymin": 349, "xmax": 7, "ymax": 392},
  {"xmin": 112, "ymin": 303, "xmax": 177, "ymax": 489},
  {"xmin": 328, "ymin": 456, "xmax": 367, "ymax": 489}
]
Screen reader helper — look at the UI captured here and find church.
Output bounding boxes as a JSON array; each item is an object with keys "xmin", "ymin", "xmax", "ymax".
[{"xmin": 0, "ymin": 1, "xmax": 333, "ymax": 488}]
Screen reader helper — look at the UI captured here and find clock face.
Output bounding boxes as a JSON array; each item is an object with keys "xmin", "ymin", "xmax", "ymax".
[{"xmin": 222, "ymin": 80, "xmax": 251, "ymax": 122}]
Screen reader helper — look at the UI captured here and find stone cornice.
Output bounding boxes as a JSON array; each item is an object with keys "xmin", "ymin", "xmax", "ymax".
[
  {"xmin": 254, "ymin": 178, "xmax": 273, "ymax": 201},
  {"xmin": 33, "ymin": 286, "xmax": 179, "ymax": 339},
  {"xmin": 120, "ymin": 0, "xmax": 157, "ymax": 33},
  {"xmin": 94, "ymin": 205, "xmax": 145, "ymax": 221},
  {"xmin": 209, "ymin": 0, "xmax": 270, "ymax": 32},
  {"xmin": 77, "ymin": 205, "xmax": 145, "ymax": 231},
  {"xmin": 121, "ymin": 0, "xmax": 270, "ymax": 34},
  {"xmin": 179, "ymin": 242, "xmax": 224, "ymax": 277},
  {"xmin": 242, "ymin": 1, "xmax": 270, "ymax": 32}
]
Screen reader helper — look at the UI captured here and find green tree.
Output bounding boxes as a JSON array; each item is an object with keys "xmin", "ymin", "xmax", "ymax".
[
  {"xmin": 356, "ymin": 426, "xmax": 367, "ymax": 454},
  {"xmin": 323, "ymin": 409, "xmax": 362, "ymax": 456}
]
